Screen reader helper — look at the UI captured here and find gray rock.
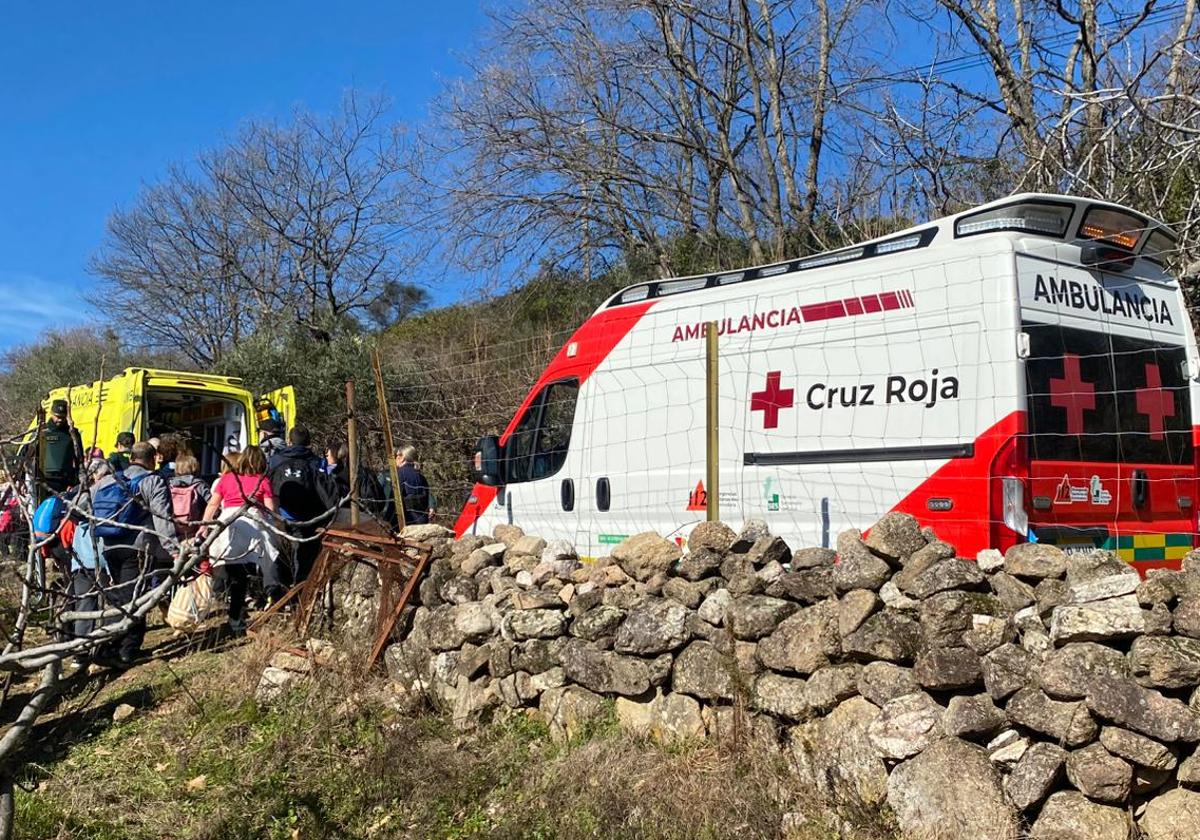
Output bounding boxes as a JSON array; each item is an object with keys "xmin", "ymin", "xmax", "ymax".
[
  {"xmin": 450, "ymin": 674, "xmax": 497, "ymax": 731},
  {"xmin": 731, "ymin": 518, "xmax": 771, "ymax": 551},
  {"xmin": 894, "ymin": 549, "xmax": 941, "ymax": 594},
  {"xmin": 914, "ymin": 647, "xmax": 983, "ymax": 691},
  {"xmin": 907, "ymin": 558, "xmax": 986, "ymax": 599},
  {"xmin": 672, "ymin": 640, "xmax": 738, "ymax": 701},
  {"xmin": 1030, "ymin": 791, "xmax": 1131, "ymax": 840},
  {"xmin": 907, "ymin": 539, "xmax": 956, "ymax": 569},
  {"xmin": 989, "ymin": 731, "xmax": 1031, "ymax": 767},
  {"xmin": 1086, "ymin": 676, "xmax": 1200, "ymax": 742},
  {"xmin": 662, "ymin": 577, "xmax": 705, "ymax": 609},
  {"xmin": 1141, "ymin": 788, "xmax": 1200, "ymax": 840},
  {"xmin": 1098, "ymin": 726, "xmax": 1176, "ymax": 770},
  {"xmin": 886, "ymin": 738, "xmax": 1017, "ymax": 840},
  {"xmin": 1138, "ymin": 577, "xmax": 1175, "ymax": 607},
  {"xmin": 687, "ymin": 521, "xmax": 736, "ymax": 553},
  {"xmin": 789, "ymin": 697, "xmax": 887, "ymax": 806},
  {"xmin": 539, "ymin": 685, "xmax": 607, "ymax": 743},
  {"xmin": 920, "ymin": 590, "xmax": 1001, "ymax": 649},
  {"xmin": 512, "ymin": 638, "xmax": 567, "ymax": 673},
  {"xmin": 511, "ymin": 535, "xmax": 547, "ymax": 557},
  {"xmin": 462, "ymin": 549, "xmax": 499, "ymax": 577},
  {"xmin": 838, "ymin": 589, "xmax": 879, "ymax": 637},
  {"xmin": 983, "ymin": 644, "xmax": 1038, "ymax": 702},
  {"xmin": 757, "ymin": 600, "xmax": 840, "ymax": 675},
  {"xmin": 746, "ymin": 535, "xmax": 791, "ymax": 568},
  {"xmin": 726, "ymin": 594, "xmax": 797, "ymax": 640},
  {"xmin": 1065, "ymin": 743, "xmax": 1132, "ymax": 805},
  {"xmin": 943, "ymin": 694, "xmax": 1005, "ymax": 740},
  {"xmin": 425, "ymin": 603, "xmax": 495, "ymax": 651},
  {"xmin": 790, "ymin": 546, "xmax": 836, "ymax": 570},
  {"xmin": 1006, "ymin": 688, "xmax": 1098, "ymax": 748},
  {"xmin": 1004, "ymin": 742, "xmax": 1066, "ymax": 811},
  {"xmin": 964, "ymin": 615, "xmax": 1014, "ymax": 654},
  {"xmin": 1177, "ymin": 746, "xmax": 1200, "ymax": 785},
  {"xmin": 879, "ymin": 580, "xmax": 920, "ymax": 611},
  {"xmin": 1035, "ymin": 578, "xmax": 1070, "ymax": 616},
  {"xmin": 1038, "ymin": 642, "xmax": 1129, "ymax": 700},
  {"xmin": 610, "ymin": 532, "xmax": 682, "ymax": 582},
  {"xmin": 858, "ymin": 662, "xmax": 920, "ymax": 707},
  {"xmin": 770, "ymin": 567, "xmax": 837, "ymax": 603},
  {"xmin": 570, "ymin": 605, "xmax": 625, "ymax": 640},
  {"xmin": 832, "ymin": 540, "xmax": 892, "ymax": 592},
  {"xmin": 720, "ymin": 554, "xmax": 756, "ymax": 580},
  {"xmin": 1065, "ymin": 551, "xmax": 1132, "ymax": 586},
  {"xmin": 439, "ymin": 575, "xmax": 478, "ymax": 605},
  {"xmin": 1131, "ymin": 635, "xmax": 1200, "ymax": 689},
  {"xmin": 804, "ymin": 663, "xmax": 862, "ymax": 712},
  {"xmin": 976, "ymin": 549, "xmax": 1004, "ymax": 573},
  {"xmin": 613, "ymin": 599, "xmax": 692, "ymax": 655},
  {"xmin": 696, "ymin": 588, "xmax": 733, "ymax": 626},
  {"xmin": 676, "ymin": 547, "xmax": 723, "ymax": 581},
  {"xmin": 725, "ymin": 571, "xmax": 765, "ymax": 597},
  {"xmin": 1049, "ymin": 594, "xmax": 1145, "ymax": 643},
  {"xmin": 1004, "ymin": 543, "xmax": 1068, "ymax": 580},
  {"xmin": 753, "ymin": 672, "xmax": 811, "ymax": 720},
  {"xmin": 1145, "ymin": 602, "xmax": 1173, "ymax": 635},
  {"xmin": 868, "ymin": 691, "xmax": 945, "ymax": 759},
  {"xmin": 509, "ymin": 589, "xmax": 564, "ymax": 611},
  {"xmin": 560, "ymin": 639, "xmax": 650, "ymax": 696},
  {"xmin": 842, "ymin": 610, "xmax": 921, "ymax": 663},
  {"xmin": 1068, "ymin": 573, "xmax": 1140, "ymax": 604},
  {"xmin": 506, "ymin": 608, "xmax": 568, "ymax": 640},
  {"xmin": 615, "ymin": 690, "xmax": 705, "ymax": 744},
  {"xmin": 864, "ymin": 512, "xmax": 927, "ymax": 561},
  {"xmin": 1174, "ymin": 596, "xmax": 1200, "ymax": 638},
  {"xmin": 990, "ymin": 571, "xmax": 1036, "ymax": 612}
]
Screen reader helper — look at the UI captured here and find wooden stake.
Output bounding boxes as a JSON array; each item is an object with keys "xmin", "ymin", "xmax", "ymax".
[
  {"xmin": 346, "ymin": 381, "xmax": 359, "ymax": 526},
  {"xmin": 705, "ymin": 321, "xmax": 719, "ymax": 522},
  {"xmin": 371, "ymin": 349, "xmax": 406, "ymax": 530}
]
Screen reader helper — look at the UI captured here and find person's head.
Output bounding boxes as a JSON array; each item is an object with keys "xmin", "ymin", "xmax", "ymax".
[
  {"xmin": 130, "ymin": 441, "xmax": 156, "ymax": 468},
  {"xmin": 148, "ymin": 437, "xmax": 161, "ymax": 454},
  {"xmin": 237, "ymin": 445, "xmax": 267, "ymax": 476},
  {"xmin": 288, "ymin": 425, "xmax": 311, "ymax": 449},
  {"xmin": 87, "ymin": 457, "xmax": 111, "ymax": 481},
  {"xmin": 49, "ymin": 400, "xmax": 69, "ymax": 425},
  {"xmin": 87, "ymin": 447, "xmax": 104, "ymax": 460},
  {"xmin": 175, "ymin": 453, "xmax": 200, "ymax": 478},
  {"xmin": 157, "ymin": 434, "xmax": 180, "ymax": 465},
  {"xmin": 220, "ymin": 450, "xmax": 241, "ymax": 474},
  {"xmin": 326, "ymin": 441, "xmax": 348, "ymax": 466},
  {"xmin": 259, "ymin": 420, "xmax": 282, "ymax": 442},
  {"xmin": 394, "ymin": 445, "xmax": 417, "ymax": 467},
  {"xmin": 115, "ymin": 432, "xmax": 135, "ymax": 451}
]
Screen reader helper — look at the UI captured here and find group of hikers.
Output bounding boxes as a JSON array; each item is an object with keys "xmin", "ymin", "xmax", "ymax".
[{"xmin": 2, "ymin": 399, "xmax": 434, "ymax": 667}]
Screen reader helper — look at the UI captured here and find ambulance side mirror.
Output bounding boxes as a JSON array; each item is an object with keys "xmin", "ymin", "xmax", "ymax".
[{"xmin": 473, "ymin": 435, "xmax": 505, "ymax": 486}]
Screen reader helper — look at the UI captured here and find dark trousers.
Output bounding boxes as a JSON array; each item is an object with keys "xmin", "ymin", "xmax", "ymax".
[
  {"xmin": 212, "ymin": 563, "xmax": 251, "ymax": 632},
  {"xmin": 293, "ymin": 527, "xmax": 320, "ymax": 585},
  {"xmin": 70, "ymin": 570, "xmax": 100, "ymax": 641},
  {"xmin": 102, "ymin": 544, "xmax": 147, "ymax": 658}
]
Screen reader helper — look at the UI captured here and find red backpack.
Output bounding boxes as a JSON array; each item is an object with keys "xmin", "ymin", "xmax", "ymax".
[
  {"xmin": 0, "ymin": 496, "xmax": 19, "ymax": 534},
  {"xmin": 170, "ymin": 483, "xmax": 206, "ymax": 538}
]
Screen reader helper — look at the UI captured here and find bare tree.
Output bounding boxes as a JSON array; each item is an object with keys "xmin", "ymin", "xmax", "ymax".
[{"xmin": 90, "ymin": 94, "xmax": 429, "ymax": 366}]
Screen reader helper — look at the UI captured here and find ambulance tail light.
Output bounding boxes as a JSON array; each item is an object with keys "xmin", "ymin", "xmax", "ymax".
[{"xmin": 989, "ymin": 433, "xmax": 1029, "ymax": 553}]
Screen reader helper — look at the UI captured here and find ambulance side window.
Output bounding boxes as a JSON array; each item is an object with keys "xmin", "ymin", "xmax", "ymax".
[{"xmin": 506, "ymin": 379, "xmax": 580, "ymax": 483}]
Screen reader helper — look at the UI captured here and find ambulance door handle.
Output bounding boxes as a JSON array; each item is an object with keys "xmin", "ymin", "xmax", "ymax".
[
  {"xmin": 561, "ymin": 478, "xmax": 574, "ymax": 512},
  {"xmin": 596, "ymin": 477, "xmax": 611, "ymax": 512},
  {"xmin": 1131, "ymin": 470, "xmax": 1149, "ymax": 510}
]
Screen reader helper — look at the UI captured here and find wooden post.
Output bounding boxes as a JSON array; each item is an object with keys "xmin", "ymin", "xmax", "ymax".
[
  {"xmin": 346, "ymin": 381, "xmax": 359, "ymax": 526},
  {"xmin": 371, "ymin": 350, "xmax": 406, "ymax": 530},
  {"xmin": 705, "ymin": 321, "xmax": 719, "ymax": 522}
]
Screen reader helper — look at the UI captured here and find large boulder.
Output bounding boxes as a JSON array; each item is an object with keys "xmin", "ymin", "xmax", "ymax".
[
  {"xmin": 842, "ymin": 610, "xmax": 921, "ymax": 663},
  {"xmin": 886, "ymin": 738, "xmax": 1018, "ymax": 840},
  {"xmin": 559, "ymin": 639, "xmax": 651, "ymax": 696},
  {"xmin": 1086, "ymin": 676, "xmax": 1200, "ymax": 742},
  {"xmin": 757, "ymin": 600, "xmax": 840, "ymax": 675},
  {"xmin": 1006, "ymin": 688, "xmax": 1098, "ymax": 748},
  {"xmin": 867, "ymin": 691, "xmax": 945, "ymax": 759},
  {"xmin": 1049, "ymin": 594, "xmax": 1145, "ymax": 643},
  {"xmin": 1065, "ymin": 743, "xmax": 1132, "ymax": 805},
  {"xmin": 863, "ymin": 512, "xmax": 927, "ymax": 561},
  {"xmin": 1004, "ymin": 543, "xmax": 1068, "ymax": 580},
  {"xmin": 1141, "ymin": 788, "xmax": 1200, "ymax": 839},
  {"xmin": 1030, "ymin": 791, "xmax": 1131, "ymax": 840},
  {"xmin": 673, "ymin": 640, "xmax": 739, "ymax": 702},
  {"xmin": 1004, "ymin": 742, "xmax": 1066, "ymax": 811},
  {"xmin": 790, "ymin": 697, "xmax": 888, "ymax": 806},
  {"xmin": 610, "ymin": 532, "xmax": 682, "ymax": 582},
  {"xmin": 1037, "ymin": 642, "xmax": 1129, "ymax": 700},
  {"xmin": 613, "ymin": 599, "xmax": 691, "ymax": 655},
  {"xmin": 1130, "ymin": 635, "xmax": 1200, "ymax": 689},
  {"xmin": 725, "ymin": 594, "xmax": 797, "ymax": 640}
]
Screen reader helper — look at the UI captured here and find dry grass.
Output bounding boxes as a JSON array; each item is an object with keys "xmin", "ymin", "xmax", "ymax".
[{"xmin": 13, "ymin": 630, "xmax": 904, "ymax": 840}]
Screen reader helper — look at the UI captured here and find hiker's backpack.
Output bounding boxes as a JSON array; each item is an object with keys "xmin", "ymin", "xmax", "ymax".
[
  {"xmin": 92, "ymin": 472, "xmax": 149, "ymax": 539},
  {"xmin": 269, "ymin": 455, "xmax": 324, "ymax": 522},
  {"xmin": 170, "ymin": 483, "xmax": 206, "ymax": 538},
  {"xmin": 32, "ymin": 496, "xmax": 66, "ymax": 540},
  {"xmin": 0, "ymin": 496, "xmax": 20, "ymax": 535}
]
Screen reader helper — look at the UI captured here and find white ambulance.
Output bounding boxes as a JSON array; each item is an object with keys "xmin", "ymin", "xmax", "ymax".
[{"xmin": 456, "ymin": 194, "xmax": 1198, "ymax": 569}]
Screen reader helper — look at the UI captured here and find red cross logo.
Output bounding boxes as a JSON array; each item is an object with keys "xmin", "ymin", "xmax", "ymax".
[
  {"xmin": 1135, "ymin": 363, "xmax": 1175, "ymax": 441},
  {"xmin": 751, "ymin": 371, "xmax": 795, "ymax": 429},
  {"xmin": 1049, "ymin": 354, "xmax": 1095, "ymax": 436}
]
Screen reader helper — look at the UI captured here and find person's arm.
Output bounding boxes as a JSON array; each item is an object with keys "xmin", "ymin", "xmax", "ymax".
[
  {"xmin": 140, "ymin": 474, "xmax": 180, "ymax": 554},
  {"xmin": 261, "ymin": 478, "xmax": 278, "ymax": 514}
]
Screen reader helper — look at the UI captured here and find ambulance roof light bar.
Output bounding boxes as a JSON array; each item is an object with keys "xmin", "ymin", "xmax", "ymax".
[{"xmin": 954, "ymin": 199, "xmax": 1075, "ymax": 238}]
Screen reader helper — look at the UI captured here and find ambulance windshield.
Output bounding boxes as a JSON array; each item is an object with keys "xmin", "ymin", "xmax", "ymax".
[{"xmin": 1024, "ymin": 321, "xmax": 1192, "ymax": 465}]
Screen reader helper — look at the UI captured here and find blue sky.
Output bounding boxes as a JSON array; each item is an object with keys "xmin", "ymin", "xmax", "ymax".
[{"xmin": 0, "ymin": 1, "xmax": 486, "ymax": 350}]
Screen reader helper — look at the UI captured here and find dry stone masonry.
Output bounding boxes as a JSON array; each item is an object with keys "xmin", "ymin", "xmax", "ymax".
[{"xmin": 380, "ymin": 516, "xmax": 1200, "ymax": 839}]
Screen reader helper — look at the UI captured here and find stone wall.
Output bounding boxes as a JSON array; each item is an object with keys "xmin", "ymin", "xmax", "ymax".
[{"xmin": 381, "ymin": 517, "xmax": 1200, "ymax": 840}]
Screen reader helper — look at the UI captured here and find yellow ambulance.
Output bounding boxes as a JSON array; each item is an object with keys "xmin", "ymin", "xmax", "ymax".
[{"xmin": 30, "ymin": 368, "xmax": 296, "ymax": 477}]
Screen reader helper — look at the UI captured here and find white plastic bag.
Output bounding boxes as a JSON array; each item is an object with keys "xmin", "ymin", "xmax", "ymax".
[{"xmin": 166, "ymin": 574, "xmax": 216, "ymax": 631}]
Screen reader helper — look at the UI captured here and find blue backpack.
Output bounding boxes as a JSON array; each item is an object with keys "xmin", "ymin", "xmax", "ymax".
[
  {"xmin": 92, "ymin": 472, "xmax": 149, "ymax": 539},
  {"xmin": 32, "ymin": 496, "xmax": 66, "ymax": 540}
]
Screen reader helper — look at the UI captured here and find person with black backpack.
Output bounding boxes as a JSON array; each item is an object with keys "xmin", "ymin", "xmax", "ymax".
[
  {"xmin": 91, "ymin": 441, "xmax": 180, "ymax": 665},
  {"xmin": 268, "ymin": 426, "xmax": 334, "ymax": 584}
]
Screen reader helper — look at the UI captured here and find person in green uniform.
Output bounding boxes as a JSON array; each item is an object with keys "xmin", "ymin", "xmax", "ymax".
[{"xmin": 33, "ymin": 400, "xmax": 83, "ymax": 498}]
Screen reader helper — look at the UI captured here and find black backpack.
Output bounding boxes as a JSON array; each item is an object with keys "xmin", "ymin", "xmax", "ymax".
[{"xmin": 269, "ymin": 455, "xmax": 328, "ymax": 523}]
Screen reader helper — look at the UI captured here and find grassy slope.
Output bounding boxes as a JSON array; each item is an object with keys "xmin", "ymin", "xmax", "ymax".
[{"xmin": 13, "ymin": 626, "xmax": 898, "ymax": 840}]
